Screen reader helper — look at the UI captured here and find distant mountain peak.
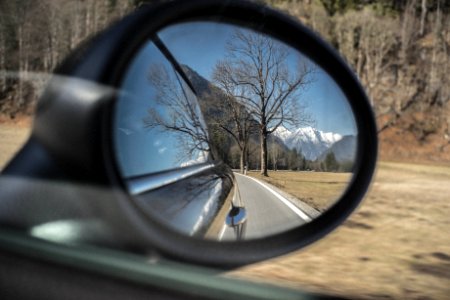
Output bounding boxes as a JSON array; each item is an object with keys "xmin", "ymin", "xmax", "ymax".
[
  {"xmin": 320, "ymin": 135, "xmax": 357, "ymax": 163},
  {"xmin": 273, "ymin": 126, "xmax": 343, "ymax": 160}
]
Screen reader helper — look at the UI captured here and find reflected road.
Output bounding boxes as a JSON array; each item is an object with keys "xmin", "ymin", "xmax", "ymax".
[{"xmin": 220, "ymin": 173, "xmax": 313, "ymax": 240}]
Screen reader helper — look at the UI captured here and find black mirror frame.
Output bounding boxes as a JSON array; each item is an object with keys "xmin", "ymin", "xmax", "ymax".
[{"xmin": 46, "ymin": 0, "xmax": 377, "ymax": 267}]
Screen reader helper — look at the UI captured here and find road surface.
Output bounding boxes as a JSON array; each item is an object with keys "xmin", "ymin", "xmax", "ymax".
[{"xmin": 220, "ymin": 173, "xmax": 312, "ymax": 240}]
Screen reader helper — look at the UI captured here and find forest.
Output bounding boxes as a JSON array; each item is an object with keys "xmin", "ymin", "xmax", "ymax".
[
  {"xmin": 1, "ymin": 0, "xmax": 449, "ymax": 163},
  {"xmin": 270, "ymin": 0, "xmax": 450, "ymax": 162}
]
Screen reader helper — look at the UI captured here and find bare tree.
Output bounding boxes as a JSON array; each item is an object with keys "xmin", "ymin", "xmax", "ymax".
[
  {"xmin": 0, "ymin": 0, "xmax": 135, "ymax": 117},
  {"xmin": 360, "ymin": 10, "xmax": 397, "ymax": 104},
  {"xmin": 212, "ymin": 61, "xmax": 257, "ymax": 173},
  {"xmin": 400, "ymin": 0, "xmax": 418, "ymax": 64},
  {"xmin": 144, "ymin": 63, "xmax": 212, "ymax": 165},
  {"xmin": 335, "ymin": 8, "xmax": 397, "ymax": 105},
  {"xmin": 269, "ymin": 138, "xmax": 282, "ymax": 171},
  {"xmin": 213, "ymin": 30, "xmax": 314, "ymax": 176},
  {"xmin": 0, "ymin": 21, "xmax": 6, "ymax": 94},
  {"xmin": 5, "ymin": 0, "xmax": 34, "ymax": 109},
  {"xmin": 428, "ymin": 0, "xmax": 449, "ymax": 105},
  {"xmin": 420, "ymin": 0, "xmax": 428, "ymax": 36}
]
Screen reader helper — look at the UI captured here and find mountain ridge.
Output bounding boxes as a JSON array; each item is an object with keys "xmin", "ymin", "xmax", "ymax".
[{"xmin": 273, "ymin": 126, "xmax": 345, "ymax": 160}]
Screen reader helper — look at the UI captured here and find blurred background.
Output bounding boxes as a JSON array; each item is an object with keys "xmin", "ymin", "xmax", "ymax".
[{"xmin": 0, "ymin": 1, "xmax": 449, "ymax": 299}]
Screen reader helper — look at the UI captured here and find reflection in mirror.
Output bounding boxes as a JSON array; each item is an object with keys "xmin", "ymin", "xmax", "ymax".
[{"xmin": 113, "ymin": 21, "xmax": 357, "ymax": 241}]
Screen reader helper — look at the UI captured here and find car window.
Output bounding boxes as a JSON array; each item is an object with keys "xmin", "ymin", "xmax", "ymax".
[{"xmin": 114, "ymin": 39, "xmax": 210, "ymax": 177}]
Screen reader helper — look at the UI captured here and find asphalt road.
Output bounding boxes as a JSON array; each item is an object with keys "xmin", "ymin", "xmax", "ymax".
[{"xmin": 220, "ymin": 173, "xmax": 312, "ymax": 240}]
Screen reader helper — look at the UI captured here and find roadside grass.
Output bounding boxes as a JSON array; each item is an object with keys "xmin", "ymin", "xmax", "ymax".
[
  {"xmin": 2, "ymin": 123, "xmax": 450, "ymax": 299},
  {"xmin": 246, "ymin": 171, "xmax": 352, "ymax": 212},
  {"xmin": 0, "ymin": 122, "xmax": 31, "ymax": 170},
  {"xmin": 229, "ymin": 162, "xmax": 450, "ymax": 300}
]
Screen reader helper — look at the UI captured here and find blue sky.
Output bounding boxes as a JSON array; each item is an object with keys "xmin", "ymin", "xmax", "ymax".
[
  {"xmin": 114, "ymin": 42, "xmax": 205, "ymax": 177},
  {"xmin": 159, "ymin": 21, "xmax": 357, "ymax": 136}
]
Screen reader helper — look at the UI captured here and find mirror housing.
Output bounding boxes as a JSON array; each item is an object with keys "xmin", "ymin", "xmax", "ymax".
[{"xmin": 1, "ymin": 0, "xmax": 377, "ymax": 267}]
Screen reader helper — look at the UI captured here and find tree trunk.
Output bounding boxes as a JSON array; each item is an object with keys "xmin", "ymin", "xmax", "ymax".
[
  {"xmin": 70, "ymin": 1, "xmax": 83, "ymax": 50},
  {"xmin": 260, "ymin": 127, "xmax": 268, "ymax": 177},
  {"xmin": 400, "ymin": 0, "xmax": 417, "ymax": 64},
  {"xmin": 0, "ymin": 28, "xmax": 5, "ymax": 94},
  {"xmin": 429, "ymin": 0, "xmax": 441, "ymax": 93},
  {"xmin": 17, "ymin": 25, "xmax": 24, "ymax": 109},
  {"xmin": 239, "ymin": 144, "xmax": 247, "ymax": 174},
  {"xmin": 420, "ymin": 0, "xmax": 427, "ymax": 36},
  {"xmin": 356, "ymin": 47, "xmax": 364, "ymax": 82}
]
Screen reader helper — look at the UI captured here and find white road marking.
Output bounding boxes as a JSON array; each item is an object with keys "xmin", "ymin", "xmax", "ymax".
[{"xmin": 234, "ymin": 173, "xmax": 312, "ymax": 222}]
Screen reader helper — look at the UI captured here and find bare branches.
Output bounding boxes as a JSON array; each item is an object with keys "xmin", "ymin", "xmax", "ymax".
[
  {"xmin": 144, "ymin": 63, "xmax": 212, "ymax": 164},
  {"xmin": 212, "ymin": 60, "xmax": 256, "ymax": 173},
  {"xmin": 0, "ymin": 0, "xmax": 135, "ymax": 117},
  {"xmin": 212, "ymin": 29, "xmax": 315, "ymax": 176}
]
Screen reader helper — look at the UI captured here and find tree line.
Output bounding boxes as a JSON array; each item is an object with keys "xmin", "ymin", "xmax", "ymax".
[
  {"xmin": 269, "ymin": 0, "xmax": 450, "ymax": 151},
  {"xmin": 0, "ymin": 0, "xmax": 134, "ymax": 117},
  {"xmin": 223, "ymin": 137, "xmax": 353, "ymax": 173},
  {"xmin": 1, "ymin": 0, "xmax": 449, "ymax": 163}
]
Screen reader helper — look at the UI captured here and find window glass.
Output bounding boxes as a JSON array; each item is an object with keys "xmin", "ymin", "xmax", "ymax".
[{"xmin": 114, "ymin": 40, "xmax": 209, "ymax": 178}]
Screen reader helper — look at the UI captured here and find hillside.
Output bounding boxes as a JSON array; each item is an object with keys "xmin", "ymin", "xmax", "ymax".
[
  {"xmin": 267, "ymin": 0, "xmax": 450, "ymax": 163},
  {"xmin": 1, "ymin": 0, "xmax": 448, "ymax": 163},
  {"xmin": 319, "ymin": 135, "xmax": 357, "ymax": 163}
]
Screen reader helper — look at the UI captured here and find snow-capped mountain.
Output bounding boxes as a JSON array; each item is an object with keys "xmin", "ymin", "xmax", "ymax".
[{"xmin": 273, "ymin": 126, "xmax": 343, "ymax": 160}]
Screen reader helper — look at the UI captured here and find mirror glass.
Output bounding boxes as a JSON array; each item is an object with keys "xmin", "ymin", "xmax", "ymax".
[{"xmin": 113, "ymin": 21, "xmax": 357, "ymax": 241}]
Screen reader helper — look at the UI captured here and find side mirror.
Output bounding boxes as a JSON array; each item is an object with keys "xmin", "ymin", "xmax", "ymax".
[{"xmin": 1, "ymin": 0, "xmax": 377, "ymax": 267}]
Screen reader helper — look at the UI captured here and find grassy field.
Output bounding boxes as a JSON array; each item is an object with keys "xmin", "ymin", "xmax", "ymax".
[
  {"xmin": 247, "ymin": 171, "xmax": 352, "ymax": 212},
  {"xmin": 230, "ymin": 162, "xmax": 450, "ymax": 299}
]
